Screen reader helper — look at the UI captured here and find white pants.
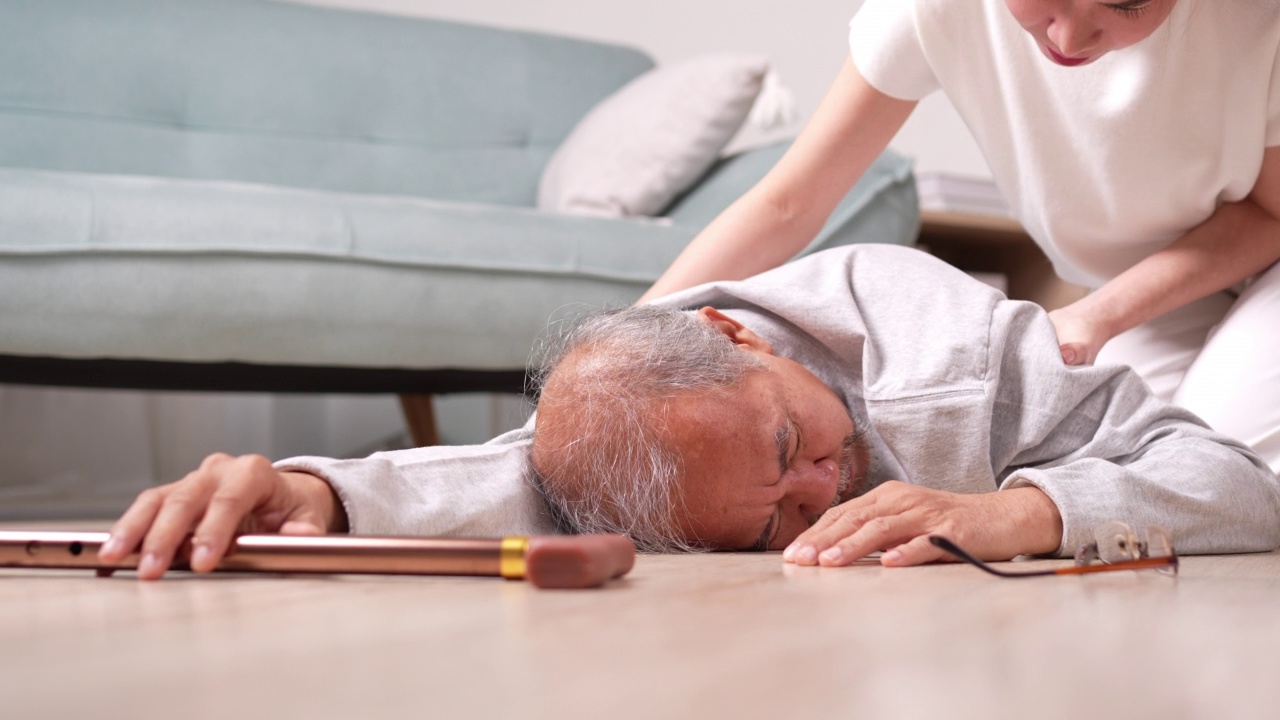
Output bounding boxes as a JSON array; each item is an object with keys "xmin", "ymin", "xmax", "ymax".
[{"xmin": 1096, "ymin": 261, "xmax": 1280, "ymax": 473}]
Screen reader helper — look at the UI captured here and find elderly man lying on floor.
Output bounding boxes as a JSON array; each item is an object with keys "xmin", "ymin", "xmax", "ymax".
[{"xmin": 102, "ymin": 245, "xmax": 1280, "ymax": 579}]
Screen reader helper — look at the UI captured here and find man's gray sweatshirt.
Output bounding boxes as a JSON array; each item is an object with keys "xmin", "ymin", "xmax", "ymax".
[{"xmin": 279, "ymin": 245, "xmax": 1280, "ymax": 556}]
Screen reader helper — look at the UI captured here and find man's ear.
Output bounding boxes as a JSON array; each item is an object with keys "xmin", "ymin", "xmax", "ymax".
[{"xmin": 696, "ymin": 307, "xmax": 774, "ymax": 354}]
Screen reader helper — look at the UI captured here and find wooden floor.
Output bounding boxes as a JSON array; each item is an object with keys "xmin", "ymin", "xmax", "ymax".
[{"xmin": 4, "ymin": 521, "xmax": 1280, "ymax": 719}]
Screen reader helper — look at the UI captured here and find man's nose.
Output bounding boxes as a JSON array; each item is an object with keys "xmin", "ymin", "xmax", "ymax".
[
  {"xmin": 793, "ymin": 457, "xmax": 840, "ymax": 519},
  {"xmin": 1047, "ymin": 16, "xmax": 1101, "ymax": 57}
]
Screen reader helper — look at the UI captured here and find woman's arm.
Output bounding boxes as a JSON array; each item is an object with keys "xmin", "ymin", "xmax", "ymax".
[
  {"xmin": 639, "ymin": 58, "xmax": 916, "ymax": 302},
  {"xmin": 1051, "ymin": 146, "xmax": 1280, "ymax": 364}
]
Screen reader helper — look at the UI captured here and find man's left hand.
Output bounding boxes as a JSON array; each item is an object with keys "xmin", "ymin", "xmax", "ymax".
[{"xmin": 782, "ymin": 481, "xmax": 1063, "ymax": 567}]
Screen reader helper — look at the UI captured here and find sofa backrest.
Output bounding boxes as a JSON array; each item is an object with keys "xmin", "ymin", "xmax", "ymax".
[{"xmin": 0, "ymin": 0, "xmax": 654, "ymax": 206}]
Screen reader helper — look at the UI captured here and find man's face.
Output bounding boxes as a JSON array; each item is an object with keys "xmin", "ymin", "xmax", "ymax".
[{"xmin": 661, "ymin": 314, "xmax": 867, "ymax": 551}]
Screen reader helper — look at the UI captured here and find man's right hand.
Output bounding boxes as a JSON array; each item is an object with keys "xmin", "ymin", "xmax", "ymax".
[
  {"xmin": 782, "ymin": 481, "xmax": 1063, "ymax": 567},
  {"xmin": 98, "ymin": 453, "xmax": 348, "ymax": 580}
]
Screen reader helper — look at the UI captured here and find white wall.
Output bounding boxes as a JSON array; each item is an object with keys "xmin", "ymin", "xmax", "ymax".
[{"xmin": 294, "ymin": 0, "xmax": 992, "ymax": 177}]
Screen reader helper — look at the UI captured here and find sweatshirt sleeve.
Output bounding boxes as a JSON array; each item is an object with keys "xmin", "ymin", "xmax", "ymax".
[
  {"xmin": 987, "ymin": 300, "xmax": 1280, "ymax": 557},
  {"xmin": 273, "ymin": 424, "xmax": 562, "ymax": 538}
]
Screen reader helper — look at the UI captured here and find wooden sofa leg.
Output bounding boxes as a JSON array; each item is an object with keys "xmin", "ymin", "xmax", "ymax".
[{"xmin": 399, "ymin": 394, "xmax": 441, "ymax": 447}]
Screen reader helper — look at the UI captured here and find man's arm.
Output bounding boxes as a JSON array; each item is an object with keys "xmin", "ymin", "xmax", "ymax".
[
  {"xmin": 786, "ymin": 286, "xmax": 1280, "ymax": 567},
  {"xmin": 100, "ymin": 425, "xmax": 556, "ymax": 580},
  {"xmin": 276, "ymin": 425, "xmax": 557, "ymax": 539},
  {"xmin": 987, "ymin": 299, "xmax": 1280, "ymax": 557}
]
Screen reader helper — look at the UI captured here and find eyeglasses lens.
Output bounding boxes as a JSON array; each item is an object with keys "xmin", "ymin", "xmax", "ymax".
[
  {"xmin": 1094, "ymin": 521, "xmax": 1142, "ymax": 564},
  {"xmin": 1144, "ymin": 525, "xmax": 1178, "ymax": 576},
  {"xmin": 1144, "ymin": 525, "xmax": 1174, "ymax": 559}
]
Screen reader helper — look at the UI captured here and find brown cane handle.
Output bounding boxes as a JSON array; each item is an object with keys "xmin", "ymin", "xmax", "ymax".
[{"xmin": 524, "ymin": 534, "xmax": 636, "ymax": 589}]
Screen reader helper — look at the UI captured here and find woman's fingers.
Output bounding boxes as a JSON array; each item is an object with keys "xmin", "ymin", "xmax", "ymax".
[
  {"xmin": 1060, "ymin": 343, "xmax": 1081, "ymax": 365},
  {"xmin": 1048, "ymin": 305, "xmax": 1106, "ymax": 366}
]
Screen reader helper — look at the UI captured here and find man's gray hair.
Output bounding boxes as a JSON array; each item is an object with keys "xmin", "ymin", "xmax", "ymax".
[{"xmin": 529, "ymin": 305, "xmax": 766, "ymax": 552}]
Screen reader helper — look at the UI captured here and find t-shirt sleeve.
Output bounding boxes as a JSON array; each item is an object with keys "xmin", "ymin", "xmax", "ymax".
[{"xmin": 848, "ymin": 0, "xmax": 940, "ymax": 101}]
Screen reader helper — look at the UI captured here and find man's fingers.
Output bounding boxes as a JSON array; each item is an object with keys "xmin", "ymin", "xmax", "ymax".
[
  {"xmin": 783, "ymin": 487, "xmax": 1033, "ymax": 569},
  {"xmin": 785, "ymin": 483, "xmax": 910, "ymax": 564},
  {"xmin": 279, "ymin": 520, "xmax": 325, "ymax": 536},
  {"xmin": 187, "ymin": 456, "xmax": 280, "ymax": 572},
  {"xmin": 782, "ymin": 483, "xmax": 963, "ymax": 567},
  {"xmin": 813, "ymin": 515, "xmax": 916, "ymax": 567},
  {"xmin": 785, "ymin": 511, "xmax": 901, "ymax": 567},
  {"xmin": 101, "ymin": 454, "xmax": 336, "ymax": 581},
  {"xmin": 881, "ymin": 535, "xmax": 947, "ymax": 567},
  {"xmin": 135, "ymin": 453, "xmax": 243, "ymax": 579},
  {"xmin": 785, "ymin": 506, "xmax": 878, "ymax": 564},
  {"xmin": 136, "ymin": 478, "xmax": 217, "ymax": 580},
  {"xmin": 100, "ymin": 487, "xmax": 168, "ymax": 563}
]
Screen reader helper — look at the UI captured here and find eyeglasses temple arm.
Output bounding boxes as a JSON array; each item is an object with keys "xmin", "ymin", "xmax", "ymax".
[{"xmin": 928, "ymin": 536, "xmax": 1059, "ymax": 578}]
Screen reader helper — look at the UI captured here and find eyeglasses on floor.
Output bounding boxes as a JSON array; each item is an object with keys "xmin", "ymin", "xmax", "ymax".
[{"xmin": 930, "ymin": 522, "xmax": 1178, "ymax": 578}]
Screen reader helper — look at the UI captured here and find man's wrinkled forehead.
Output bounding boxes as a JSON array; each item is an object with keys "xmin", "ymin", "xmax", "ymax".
[
  {"xmin": 659, "ymin": 373, "xmax": 785, "ymax": 547},
  {"xmin": 663, "ymin": 372, "xmax": 779, "ymax": 467}
]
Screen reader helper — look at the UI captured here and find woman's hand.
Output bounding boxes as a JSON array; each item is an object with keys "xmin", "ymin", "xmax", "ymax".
[
  {"xmin": 781, "ymin": 481, "xmax": 1062, "ymax": 567},
  {"xmin": 98, "ymin": 453, "xmax": 348, "ymax": 580},
  {"xmin": 1048, "ymin": 300, "xmax": 1113, "ymax": 366}
]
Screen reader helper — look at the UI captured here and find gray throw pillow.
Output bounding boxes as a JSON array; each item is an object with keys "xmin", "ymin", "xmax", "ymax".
[{"xmin": 538, "ymin": 53, "xmax": 770, "ymax": 218}]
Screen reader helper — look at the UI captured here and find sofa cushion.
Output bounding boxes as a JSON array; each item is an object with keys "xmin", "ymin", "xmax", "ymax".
[
  {"xmin": 537, "ymin": 54, "xmax": 769, "ymax": 217},
  {"xmin": 0, "ymin": 149, "xmax": 917, "ymax": 372},
  {"xmin": 0, "ymin": 169, "xmax": 693, "ymax": 370}
]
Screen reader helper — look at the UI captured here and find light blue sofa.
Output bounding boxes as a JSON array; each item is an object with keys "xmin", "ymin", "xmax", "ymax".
[{"xmin": 0, "ymin": 0, "xmax": 919, "ymax": 428}]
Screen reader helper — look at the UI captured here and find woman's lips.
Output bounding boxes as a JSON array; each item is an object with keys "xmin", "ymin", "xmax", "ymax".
[{"xmin": 1045, "ymin": 45, "xmax": 1090, "ymax": 66}]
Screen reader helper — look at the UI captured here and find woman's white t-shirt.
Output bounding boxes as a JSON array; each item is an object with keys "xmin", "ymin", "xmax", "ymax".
[{"xmin": 850, "ymin": 0, "xmax": 1280, "ymax": 287}]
